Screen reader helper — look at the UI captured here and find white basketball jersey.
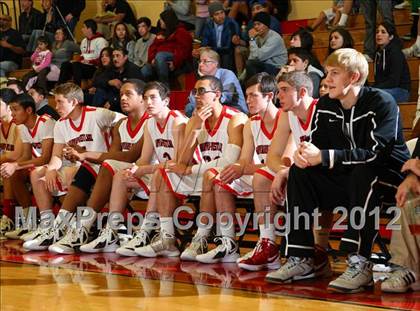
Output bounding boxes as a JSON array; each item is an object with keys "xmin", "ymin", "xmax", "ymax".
[
  {"xmin": 0, "ymin": 121, "xmax": 18, "ymax": 155},
  {"xmin": 20, "ymin": 114, "xmax": 55, "ymax": 158},
  {"xmin": 119, "ymin": 112, "xmax": 150, "ymax": 151},
  {"xmin": 250, "ymin": 110, "xmax": 281, "ymax": 165},
  {"xmin": 288, "ymin": 99, "xmax": 318, "ymax": 145},
  {"xmin": 195, "ymin": 106, "xmax": 240, "ymax": 163},
  {"xmin": 148, "ymin": 110, "xmax": 187, "ymax": 162},
  {"xmin": 54, "ymin": 106, "xmax": 124, "ymax": 152}
]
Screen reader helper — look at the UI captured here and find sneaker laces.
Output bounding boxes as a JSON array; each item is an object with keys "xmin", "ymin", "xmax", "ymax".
[
  {"xmin": 190, "ymin": 234, "xmax": 208, "ymax": 253},
  {"xmin": 213, "ymin": 236, "xmax": 232, "ymax": 252},
  {"xmin": 128, "ymin": 230, "xmax": 148, "ymax": 246},
  {"xmin": 98, "ymin": 226, "xmax": 115, "ymax": 241},
  {"xmin": 341, "ymin": 256, "xmax": 366, "ymax": 280}
]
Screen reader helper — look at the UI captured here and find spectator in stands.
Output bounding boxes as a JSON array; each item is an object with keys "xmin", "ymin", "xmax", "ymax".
[
  {"xmin": 381, "ymin": 138, "xmax": 420, "ymax": 293},
  {"xmin": 27, "ymin": 86, "xmax": 60, "ymax": 120},
  {"xmin": 319, "ymin": 77, "xmax": 329, "ymax": 97},
  {"xmin": 58, "ymin": 19, "xmax": 108, "ymax": 86},
  {"xmin": 22, "ymin": 36, "xmax": 53, "ymax": 92},
  {"xmin": 193, "ymin": 1, "xmax": 240, "ymax": 71},
  {"xmin": 19, "ymin": 0, "xmax": 45, "ymax": 44},
  {"xmin": 146, "ymin": 9, "xmax": 193, "ymax": 86},
  {"xmin": 308, "ymin": 0, "xmax": 353, "ymax": 31},
  {"xmin": 0, "ymin": 15, "xmax": 25, "ymax": 77},
  {"xmin": 109, "ymin": 22, "xmax": 134, "ymax": 50},
  {"xmin": 128, "ymin": 17, "xmax": 156, "ymax": 82},
  {"xmin": 361, "ymin": 0, "xmax": 394, "ymax": 62},
  {"xmin": 327, "ymin": 26, "xmax": 353, "ymax": 57},
  {"xmin": 270, "ymin": 0, "xmax": 290, "ymax": 21},
  {"xmin": 85, "ymin": 47, "xmax": 113, "ymax": 107},
  {"xmin": 289, "ymin": 28, "xmax": 323, "ymax": 72},
  {"xmin": 403, "ymin": 9, "xmax": 420, "ymax": 58},
  {"xmin": 373, "ymin": 22, "xmax": 411, "ymax": 103},
  {"xmin": 26, "ymin": 0, "xmax": 61, "ymax": 53},
  {"xmin": 279, "ymin": 47, "xmax": 324, "ymax": 98},
  {"xmin": 185, "ymin": 48, "xmax": 247, "ymax": 116},
  {"xmin": 46, "ymin": 27, "xmax": 81, "ymax": 83},
  {"xmin": 96, "ymin": 0, "xmax": 137, "ymax": 39},
  {"xmin": 195, "ymin": 0, "xmax": 210, "ymax": 38},
  {"xmin": 165, "ymin": 0, "xmax": 197, "ymax": 30},
  {"xmin": 245, "ymin": 12, "xmax": 287, "ymax": 79},
  {"xmin": 226, "ymin": 0, "xmax": 249, "ymax": 21},
  {"xmin": 233, "ymin": 0, "xmax": 281, "ymax": 77},
  {"xmin": 55, "ymin": 0, "xmax": 86, "ymax": 34},
  {"xmin": 6, "ymin": 80, "xmax": 24, "ymax": 94},
  {"xmin": 93, "ymin": 47, "xmax": 143, "ymax": 111}
]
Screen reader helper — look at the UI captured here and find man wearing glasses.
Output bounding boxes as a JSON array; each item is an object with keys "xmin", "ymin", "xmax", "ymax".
[
  {"xmin": 185, "ymin": 48, "xmax": 247, "ymax": 117},
  {"xmin": 135, "ymin": 75, "xmax": 248, "ymax": 259}
]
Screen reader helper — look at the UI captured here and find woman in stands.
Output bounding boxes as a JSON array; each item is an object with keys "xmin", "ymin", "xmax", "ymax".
[
  {"xmin": 110, "ymin": 22, "xmax": 134, "ymax": 50},
  {"xmin": 327, "ymin": 26, "xmax": 354, "ymax": 56},
  {"xmin": 373, "ymin": 22, "xmax": 411, "ymax": 103},
  {"xmin": 289, "ymin": 28, "xmax": 323, "ymax": 72}
]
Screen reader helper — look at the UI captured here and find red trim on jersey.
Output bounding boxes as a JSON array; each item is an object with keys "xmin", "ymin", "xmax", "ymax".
[
  {"xmin": 127, "ymin": 112, "xmax": 149, "ymax": 139},
  {"xmin": 69, "ymin": 106, "xmax": 87, "ymax": 132},
  {"xmin": 31, "ymin": 148, "xmax": 39, "ymax": 158},
  {"xmin": 298, "ymin": 99, "xmax": 318, "ymax": 131},
  {"xmin": 159, "ymin": 168, "xmax": 187, "ymax": 200},
  {"xmin": 205, "ymin": 106, "xmax": 229, "ymax": 137},
  {"xmin": 29, "ymin": 115, "xmax": 47, "ymax": 138},
  {"xmin": 213, "ymin": 178, "xmax": 252, "ymax": 197},
  {"xmin": 255, "ymin": 168, "xmax": 275, "ymax": 181},
  {"xmin": 260, "ymin": 109, "xmax": 281, "ymax": 140},
  {"xmin": 81, "ymin": 161, "xmax": 98, "ymax": 178},
  {"xmin": 102, "ymin": 161, "xmax": 115, "ymax": 176},
  {"xmin": 156, "ymin": 110, "xmax": 176, "ymax": 134},
  {"xmin": 135, "ymin": 177, "xmax": 150, "ymax": 195},
  {"xmin": 0, "ymin": 121, "xmax": 13, "ymax": 140}
]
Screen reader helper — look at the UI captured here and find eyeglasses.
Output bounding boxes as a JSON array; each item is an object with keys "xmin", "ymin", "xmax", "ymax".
[
  {"xmin": 191, "ymin": 87, "xmax": 216, "ymax": 96},
  {"xmin": 199, "ymin": 60, "xmax": 216, "ymax": 65}
]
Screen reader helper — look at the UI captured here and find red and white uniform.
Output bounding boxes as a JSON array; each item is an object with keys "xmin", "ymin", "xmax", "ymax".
[
  {"xmin": 214, "ymin": 110, "xmax": 281, "ymax": 197},
  {"xmin": 161, "ymin": 106, "xmax": 240, "ymax": 199},
  {"xmin": 54, "ymin": 106, "xmax": 124, "ymax": 176},
  {"xmin": 288, "ymin": 98, "xmax": 318, "ymax": 145},
  {"xmin": 119, "ymin": 113, "xmax": 150, "ymax": 152},
  {"xmin": 19, "ymin": 114, "xmax": 55, "ymax": 158},
  {"xmin": 0, "ymin": 121, "xmax": 19, "ymax": 156}
]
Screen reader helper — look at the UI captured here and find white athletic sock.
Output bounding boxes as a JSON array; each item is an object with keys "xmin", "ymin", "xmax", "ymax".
[
  {"xmin": 54, "ymin": 209, "xmax": 72, "ymax": 227},
  {"xmin": 160, "ymin": 217, "xmax": 175, "ymax": 236},
  {"xmin": 415, "ymin": 35, "xmax": 420, "ymax": 48},
  {"xmin": 220, "ymin": 221, "xmax": 235, "ymax": 239},
  {"xmin": 338, "ymin": 13, "xmax": 348, "ymax": 26},
  {"xmin": 80, "ymin": 208, "xmax": 97, "ymax": 231},
  {"xmin": 196, "ymin": 226, "xmax": 211, "ymax": 238},
  {"xmin": 259, "ymin": 223, "xmax": 275, "ymax": 242},
  {"xmin": 140, "ymin": 213, "xmax": 159, "ymax": 233},
  {"xmin": 39, "ymin": 209, "xmax": 53, "ymax": 227}
]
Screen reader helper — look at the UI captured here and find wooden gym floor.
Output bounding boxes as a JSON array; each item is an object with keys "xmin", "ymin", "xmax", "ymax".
[{"xmin": 1, "ymin": 240, "xmax": 419, "ymax": 311}]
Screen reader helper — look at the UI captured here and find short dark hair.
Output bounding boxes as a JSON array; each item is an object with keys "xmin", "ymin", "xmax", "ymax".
[
  {"xmin": 288, "ymin": 47, "xmax": 312, "ymax": 65},
  {"xmin": 328, "ymin": 27, "xmax": 354, "ymax": 55},
  {"xmin": 84, "ymin": 19, "xmax": 97, "ymax": 33},
  {"xmin": 144, "ymin": 81, "xmax": 170, "ymax": 100},
  {"xmin": 6, "ymin": 79, "xmax": 24, "ymax": 93},
  {"xmin": 290, "ymin": 28, "xmax": 314, "ymax": 51},
  {"xmin": 198, "ymin": 75, "xmax": 223, "ymax": 92},
  {"xmin": 30, "ymin": 86, "xmax": 47, "ymax": 97},
  {"xmin": 10, "ymin": 94, "xmax": 36, "ymax": 114},
  {"xmin": 36, "ymin": 35, "xmax": 50, "ymax": 48},
  {"xmin": 123, "ymin": 79, "xmax": 146, "ymax": 95},
  {"xmin": 137, "ymin": 17, "xmax": 152, "ymax": 28},
  {"xmin": 245, "ymin": 72, "xmax": 277, "ymax": 94},
  {"xmin": 113, "ymin": 47, "xmax": 129, "ymax": 56},
  {"xmin": 0, "ymin": 88, "xmax": 17, "ymax": 105}
]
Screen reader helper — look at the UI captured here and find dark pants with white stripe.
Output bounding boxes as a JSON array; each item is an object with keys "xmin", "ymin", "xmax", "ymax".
[{"xmin": 284, "ymin": 164, "xmax": 402, "ymax": 259}]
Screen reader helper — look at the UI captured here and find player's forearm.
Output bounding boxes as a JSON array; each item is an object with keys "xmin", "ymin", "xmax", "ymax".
[{"xmin": 46, "ymin": 156, "xmax": 63, "ymax": 171}]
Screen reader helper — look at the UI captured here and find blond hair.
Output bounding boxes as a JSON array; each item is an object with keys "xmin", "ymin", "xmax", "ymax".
[
  {"xmin": 52, "ymin": 82, "xmax": 84, "ymax": 104},
  {"xmin": 324, "ymin": 48, "xmax": 368, "ymax": 86}
]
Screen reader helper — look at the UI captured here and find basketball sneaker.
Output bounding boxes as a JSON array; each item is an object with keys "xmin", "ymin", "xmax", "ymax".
[
  {"xmin": 48, "ymin": 226, "xmax": 89, "ymax": 254},
  {"xmin": 237, "ymin": 238, "xmax": 280, "ymax": 271},
  {"xmin": 116, "ymin": 230, "xmax": 150, "ymax": 256},
  {"xmin": 381, "ymin": 268, "xmax": 420, "ymax": 293},
  {"xmin": 328, "ymin": 254, "xmax": 374, "ymax": 293},
  {"xmin": 195, "ymin": 236, "xmax": 240, "ymax": 264},
  {"xmin": 180, "ymin": 234, "xmax": 208, "ymax": 261},
  {"xmin": 5, "ymin": 227, "xmax": 30, "ymax": 240},
  {"xmin": 403, "ymin": 44, "xmax": 420, "ymax": 58},
  {"xmin": 80, "ymin": 227, "xmax": 119, "ymax": 253},
  {"xmin": 135, "ymin": 231, "xmax": 180, "ymax": 257},
  {"xmin": 21, "ymin": 226, "xmax": 46, "ymax": 242},
  {"xmin": 265, "ymin": 256, "xmax": 316, "ymax": 283},
  {"xmin": 0, "ymin": 215, "xmax": 14, "ymax": 239},
  {"xmin": 23, "ymin": 226, "xmax": 66, "ymax": 251}
]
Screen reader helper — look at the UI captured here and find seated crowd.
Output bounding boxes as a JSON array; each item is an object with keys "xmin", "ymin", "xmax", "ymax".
[{"xmin": 0, "ymin": 0, "xmax": 419, "ymax": 296}]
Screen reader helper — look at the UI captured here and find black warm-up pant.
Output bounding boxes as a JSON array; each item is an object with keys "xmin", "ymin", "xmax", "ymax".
[{"xmin": 284, "ymin": 164, "xmax": 403, "ymax": 259}]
